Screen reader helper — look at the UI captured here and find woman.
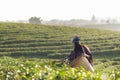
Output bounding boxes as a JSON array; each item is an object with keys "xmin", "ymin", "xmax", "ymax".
[{"xmin": 67, "ymin": 36, "xmax": 94, "ymax": 72}]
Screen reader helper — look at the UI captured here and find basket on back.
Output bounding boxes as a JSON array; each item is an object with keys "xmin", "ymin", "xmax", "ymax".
[{"xmin": 70, "ymin": 54, "xmax": 94, "ymax": 72}]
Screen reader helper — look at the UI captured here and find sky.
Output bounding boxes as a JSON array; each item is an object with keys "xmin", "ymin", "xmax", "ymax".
[{"xmin": 0, "ymin": 0, "xmax": 120, "ymax": 21}]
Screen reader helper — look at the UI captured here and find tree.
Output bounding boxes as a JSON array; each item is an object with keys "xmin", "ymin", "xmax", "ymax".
[{"xmin": 29, "ymin": 17, "xmax": 42, "ymax": 24}]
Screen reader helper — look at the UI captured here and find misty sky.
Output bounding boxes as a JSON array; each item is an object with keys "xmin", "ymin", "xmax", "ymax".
[{"xmin": 0, "ymin": 0, "xmax": 120, "ymax": 21}]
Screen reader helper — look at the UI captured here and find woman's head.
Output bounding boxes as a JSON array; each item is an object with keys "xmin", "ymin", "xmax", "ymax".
[
  {"xmin": 72, "ymin": 36, "xmax": 80, "ymax": 43},
  {"xmin": 72, "ymin": 36, "xmax": 83, "ymax": 53}
]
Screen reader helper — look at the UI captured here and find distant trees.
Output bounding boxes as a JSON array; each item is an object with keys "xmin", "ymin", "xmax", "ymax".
[{"xmin": 29, "ymin": 17, "xmax": 42, "ymax": 24}]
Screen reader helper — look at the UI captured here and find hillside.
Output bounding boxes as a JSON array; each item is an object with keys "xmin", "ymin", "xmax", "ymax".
[{"xmin": 0, "ymin": 22, "xmax": 120, "ymax": 59}]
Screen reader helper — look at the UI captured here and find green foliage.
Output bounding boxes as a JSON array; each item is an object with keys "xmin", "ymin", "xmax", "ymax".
[{"xmin": 0, "ymin": 57, "xmax": 120, "ymax": 80}]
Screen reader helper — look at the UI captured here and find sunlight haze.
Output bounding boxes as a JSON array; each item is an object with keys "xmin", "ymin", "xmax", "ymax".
[{"xmin": 0, "ymin": 0, "xmax": 120, "ymax": 21}]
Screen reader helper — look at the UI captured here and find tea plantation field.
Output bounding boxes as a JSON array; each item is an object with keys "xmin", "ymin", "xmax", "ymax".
[{"xmin": 0, "ymin": 22, "xmax": 120, "ymax": 80}]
